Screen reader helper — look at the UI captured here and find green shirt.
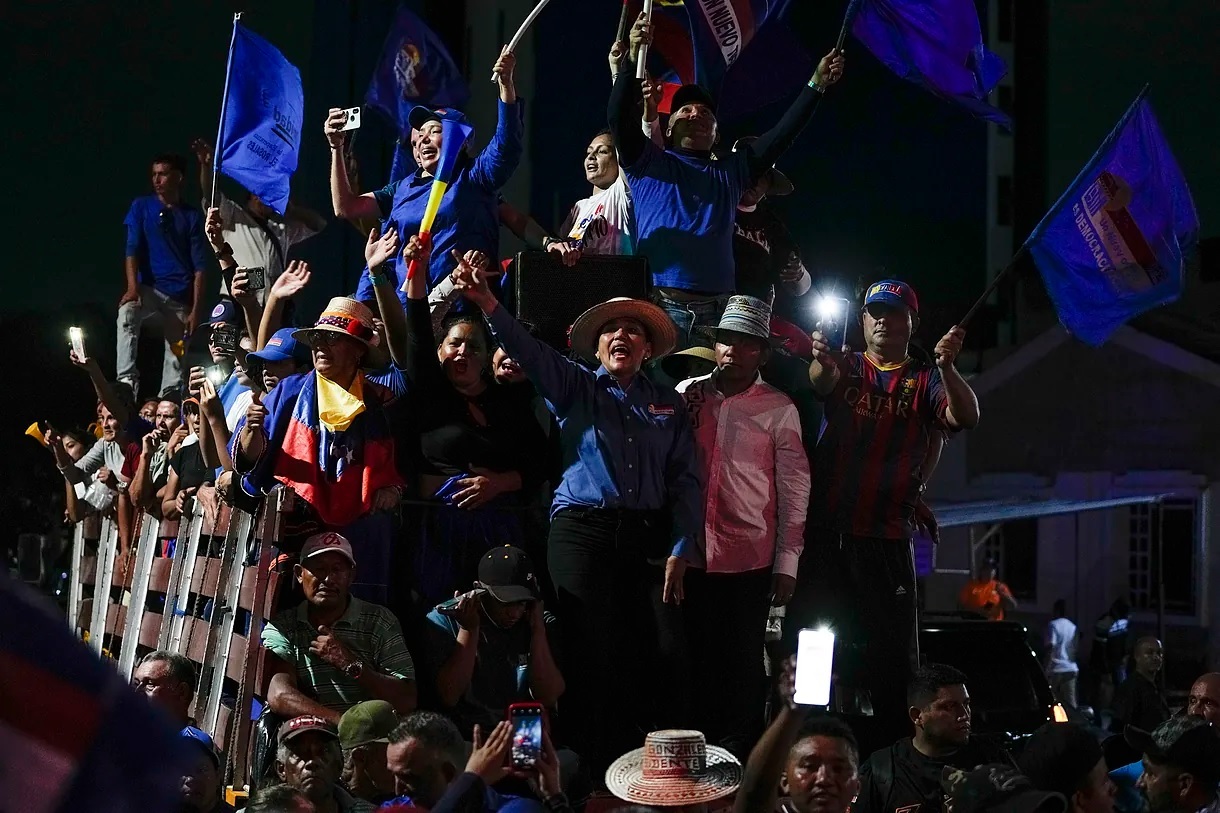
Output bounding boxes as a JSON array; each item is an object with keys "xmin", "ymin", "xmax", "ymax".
[{"xmin": 261, "ymin": 596, "xmax": 415, "ymax": 712}]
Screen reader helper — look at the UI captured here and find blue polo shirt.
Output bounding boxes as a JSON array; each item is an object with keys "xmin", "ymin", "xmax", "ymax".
[
  {"xmin": 622, "ymin": 142, "xmax": 751, "ymax": 294},
  {"xmin": 124, "ymin": 196, "xmax": 208, "ymax": 304},
  {"xmin": 355, "ymin": 100, "xmax": 524, "ymax": 306}
]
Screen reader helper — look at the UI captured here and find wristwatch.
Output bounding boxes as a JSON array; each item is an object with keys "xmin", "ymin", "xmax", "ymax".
[{"xmin": 343, "ymin": 659, "xmax": 365, "ymax": 679}]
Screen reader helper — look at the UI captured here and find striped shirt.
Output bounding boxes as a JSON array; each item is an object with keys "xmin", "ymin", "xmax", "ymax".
[
  {"xmin": 813, "ymin": 353, "xmax": 951, "ymax": 539},
  {"xmin": 261, "ymin": 597, "xmax": 415, "ymax": 712}
]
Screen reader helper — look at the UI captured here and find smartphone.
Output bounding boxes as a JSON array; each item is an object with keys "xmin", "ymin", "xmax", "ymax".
[
  {"xmin": 243, "ymin": 267, "xmax": 267, "ymax": 291},
  {"xmin": 205, "ymin": 364, "xmax": 228, "ymax": 387},
  {"xmin": 814, "ymin": 297, "xmax": 852, "ymax": 351},
  {"xmin": 508, "ymin": 702, "xmax": 544, "ymax": 770},
  {"xmin": 211, "ymin": 324, "xmax": 239, "ymax": 353},
  {"xmin": 794, "ymin": 627, "xmax": 835, "ymax": 707},
  {"xmin": 69, "ymin": 326, "xmax": 86, "ymax": 359},
  {"xmin": 340, "ymin": 106, "xmax": 362, "ymax": 132},
  {"xmin": 436, "ymin": 588, "xmax": 487, "ymax": 616}
]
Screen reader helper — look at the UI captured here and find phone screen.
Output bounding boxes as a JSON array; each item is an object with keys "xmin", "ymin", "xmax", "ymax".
[
  {"xmin": 69, "ymin": 327, "xmax": 86, "ymax": 359},
  {"xmin": 509, "ymin": 705, "xmax": 543, "ymax": 769},
  {"xmin": 794, "ymin": 628, "xmax": 835, "ymax": 707},
  {"xmin": 815, "ymin": 297, "xmax": 852, "ymax": 351}
]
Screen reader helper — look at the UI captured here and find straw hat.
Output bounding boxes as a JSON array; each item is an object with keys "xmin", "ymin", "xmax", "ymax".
[
  {"xmin": 605, "ymin": 729, "xmax": 742, "ymax": 807},
  {"xmin": 292, "ymin": 297, "xmax": 379, "ymax": 349},
  {"xmin": 568, "ymin": 297, "xmax": 678, "ymax": 363},
  {"xmin": 659, "ymin": 345, "xmax": 718, "ymax": 382}
]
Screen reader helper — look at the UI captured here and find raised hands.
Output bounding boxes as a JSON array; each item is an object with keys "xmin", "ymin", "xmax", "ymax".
[
  {"xmin": 492, "ymin": 46, "xmax": 517, "ymax": 96},
  {"xmin": 269, "ymin": 261, "xmax": 311, "ymax": 301},
  {"xmin": 364, "ymin": 226, "xmax": 401, "ymax": 269},
  {"xmin": 466, "ymin": 721, "xmax": 514, "ymax": 785},
  {"xmin": 205, "ymin": 206, "xmax": 226, "ymax": 252},
  {"xmin": 642, "ymin": 75, "xmax": 664, "ymax": 121},
  {"xmin": 190, "ymin": 137, "xmax": 214, "ymax": 168},
  {"xmin": 813, "ymin": 48, "xmax": 847, "ymax": 90},
  {"xmin": 450, "ymin": 248, "xmax": 497, "ymax": 312},
  {"xmin": 609, "ymin": 40, "xmax": 628, "ymax": 77},
  {"xmin": 629, "ymin": 12, "xmax": 655, "ymax": 63},
  {"xmin": 934, "ymin": 326, "xmax": 966, "ymax": 369},
  {"xmin": 323, "ymin": 108, "xmax": 348, "ymax": 150},
  {"xmin": 231, "ymin": 268, "xmax": 258, "ymax": 306}
]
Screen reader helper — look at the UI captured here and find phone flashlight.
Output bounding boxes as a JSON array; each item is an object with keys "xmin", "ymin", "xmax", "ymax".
[
  {"xmin": 814, "ymin": 296, "xmax": 851, "ymax": 351},
  {"xmin": 205, "ymin": 365, "xmax": 227, "ymax": 386},
  {"xmin": 69, "ymin": 327, "xmax": 86, "ymax": 359},
  {"xmin": 815, "ymin": 296, "xmax": 845, "ymax": 323},
  {"xmin": 794, "ymin": 626, "xmax": 836, "ymax": 707}
]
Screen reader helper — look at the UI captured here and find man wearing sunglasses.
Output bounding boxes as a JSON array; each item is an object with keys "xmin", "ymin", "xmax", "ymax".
[{"xmin": 793, "ymin": 279, "xmax": 980, "ymax": 721}]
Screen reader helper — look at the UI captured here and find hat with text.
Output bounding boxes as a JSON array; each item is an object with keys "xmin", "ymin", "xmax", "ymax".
[
  {"xmin": 339, "ymin": 701, "xmax": 399, "ymax": 750},
  {"xmin": 863, "ymin": 279, "xmax": 920, "ymax": 315},
  {"xmin": 605, "ymin": 729, "xmax": 742, "ymax": 807},
  {"xmin": 300, "ymin": 532, "xmax": 356, "ymax": 567},
  {"xmin": 278, "ymin": 714, "xmax": 340, "ymax": 745},
  {"xmin": 477, "ymin": 545, "xmax": 540, "ymax": 604},
  {"xmin": 248, "ymin": 328, "xmax": 312, "ymax": 366},
  {"xmin": 1126, "ymin": 716, "xmax": 1220, "ymax": 784}
]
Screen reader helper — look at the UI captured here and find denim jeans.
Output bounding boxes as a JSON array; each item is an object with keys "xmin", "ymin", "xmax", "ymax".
[
  {"xmin": 650, "ymin": 290, "xmax": 731, "ymax": 350},
  {"xmin": 115, "ymin": 284, "xmax": 188, "ymax": 396}
]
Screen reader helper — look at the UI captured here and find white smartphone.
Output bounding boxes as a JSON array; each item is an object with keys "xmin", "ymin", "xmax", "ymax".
[
  {"xmin": 69, "ymin": 326, "xmax": 86, "ymax": 359},
  {"xmin": 340, "ymin": 106, "xmax": 362, "ymax": 132},
  {"xmin": 794, "ymin": 627, "xmax": 835, "ymax": 707}
]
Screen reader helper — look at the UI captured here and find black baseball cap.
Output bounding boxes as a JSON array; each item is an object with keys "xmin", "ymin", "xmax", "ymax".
[
  {"xmin": 1018, "ymin": 723, "xmax": 1104, "ymax": 799},
  {"xmin": 1126, "ymin": 717, "xmax": 1220, "ymax": 783},
  {"xmin": 477, "ymin": 545, "xmax": 540, "ymax": 604},
  {"xmin": 670, "ymin": 84, "xmax": 716, "ymax": 115}
]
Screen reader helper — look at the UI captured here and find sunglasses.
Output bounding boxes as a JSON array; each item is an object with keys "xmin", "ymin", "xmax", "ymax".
[{"xmin": 304, "ymin": 330, "xmax": 349, "ymax": 348}]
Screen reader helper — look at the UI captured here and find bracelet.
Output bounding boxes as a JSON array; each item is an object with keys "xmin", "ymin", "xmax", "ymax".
[
  {"xmin": 808, "ymin": 78, "xmax": 827, "ymax": 93},
  {"xmin": 369, "ymin": 266, "xmax": 389, "ymax": 287}
]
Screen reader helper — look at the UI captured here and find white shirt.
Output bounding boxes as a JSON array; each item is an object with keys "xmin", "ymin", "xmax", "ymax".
[
  {"xmin": 677, "ymin": 372, "xmax": 810, "ymax": 577},
  {"xmin": 1046, "ymin": 617, "xmax": 1079, "ymax": 674},
  {"xmin": 560, "ymin": 173, "xmax": 634, "ymax": 256},
  {"xmin": 214, "ymin": 191, "xmax": 318, "ymax": 302}
]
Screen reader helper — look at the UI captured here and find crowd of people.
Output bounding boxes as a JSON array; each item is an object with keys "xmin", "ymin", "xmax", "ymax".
[{"xmin": 31, "ymin": 12, "xmax": 1218, "ymax": 813}]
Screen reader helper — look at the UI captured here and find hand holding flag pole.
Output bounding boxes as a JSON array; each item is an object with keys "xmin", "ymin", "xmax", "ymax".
[
  {"xmin": 491, "ymin": 0, "xmax": 556, "ymax": 82},
  {"xmin": 835, "ymin": 0, "xmax": 862, "ymax": 52},
  {"xmin": 635, "ymin": 0, "xmax": 654, "ymax": 80}
]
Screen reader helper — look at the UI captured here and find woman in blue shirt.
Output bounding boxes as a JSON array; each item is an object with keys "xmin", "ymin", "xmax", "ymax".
[{"xmin": 453, "ymin": 259, "xmax": 703, "ymax": 774}]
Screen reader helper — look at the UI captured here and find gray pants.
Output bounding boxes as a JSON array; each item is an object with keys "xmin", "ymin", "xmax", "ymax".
[
  {"xmin": 116, "ymin": 284, "xmax": 188, "ymax": 397},
  {"xmin": 1049, "ymin": 671, "xmax": 1079, "ymax": 709}
]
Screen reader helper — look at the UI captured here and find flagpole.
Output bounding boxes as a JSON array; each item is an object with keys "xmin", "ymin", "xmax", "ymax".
[
  {"xmin": 491, "ymin": 0, "xmax": 556, "ymax": 82},
  {"xmin": 210, "ymin": 12, "xmax": 242, "ymax": 209},
  {"xmin": 617, "ymin": 1, "xmax": 633, "ymax": 43},
  {"xmin": 635, "ymin": 0, "xmax": 654, "ymax": 80},
  {"xmin": 957, "ymin": 245, "xmax": 1029, "ymax": 328},
  {"xmin": 835, "ymin": 0, "xmax": 862, "ymax": 51}
]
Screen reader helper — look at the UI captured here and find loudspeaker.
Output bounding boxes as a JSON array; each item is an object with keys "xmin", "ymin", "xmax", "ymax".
[{"xmin": 513, "ymin": 250, "xmax": 651, "ymax": 351}]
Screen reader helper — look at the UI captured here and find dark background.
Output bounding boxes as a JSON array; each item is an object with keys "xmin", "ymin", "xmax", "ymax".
[{"xmin": 2, "ymin": 0, "xmax": 1216, "ymax": 550}]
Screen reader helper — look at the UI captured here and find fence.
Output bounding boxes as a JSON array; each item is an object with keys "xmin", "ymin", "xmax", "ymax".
[{"xmin": 67, "ymin": 490, "xmax": 286, "ymax": 791}]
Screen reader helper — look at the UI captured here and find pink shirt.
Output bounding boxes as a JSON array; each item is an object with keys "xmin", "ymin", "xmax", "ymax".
[{"xmin": 678, "ymin": 373, "xmax": 810, "ymax": 577}]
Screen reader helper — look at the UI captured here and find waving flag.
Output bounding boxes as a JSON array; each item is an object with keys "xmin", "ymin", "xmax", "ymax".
[
  {"xmin": 850, "ymin": 0, "xmax": 1011, "ymax": 128},
  {"xmin": 1024, "ymin": 88, "xmax": 1198, "ymax": 346},
  {"xmin": 366, "ymin": 4, "xmax": 471, "ymax": 140},
  {"xmin": 216, "ymin": 20, "xmax": 304, "ymax": 215}
]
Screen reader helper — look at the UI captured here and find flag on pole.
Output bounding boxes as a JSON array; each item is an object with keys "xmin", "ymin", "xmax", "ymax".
[
  {"xmin": 216, "ymin": 21, "xmax": 304, "ymax": 215},
  {"xmin": 1024, "ymin": 88, "xmax": 1198, "ymax": 346},
  {"xmin": 850, "ymin": 0, "xmax": 1011, "ymax": 128},
  {"xmin": 403, "ymin": 110, "xmax": 475, "ymax": 284},
  {"xmin": 366, "ymin": 4, "xmax": 471, "ymax": 140}
]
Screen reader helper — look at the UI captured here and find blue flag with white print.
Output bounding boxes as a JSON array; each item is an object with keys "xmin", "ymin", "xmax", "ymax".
[
  {"xmin": 1024, "ymin": 88, "xmax": 1198, "ymax": 346},
  {"xmin": 217, "ymin": 22, "xmax": 304, "ymax": 215}
]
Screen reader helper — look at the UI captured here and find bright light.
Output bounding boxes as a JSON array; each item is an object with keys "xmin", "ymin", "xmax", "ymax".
[
  {"xmin": 1052, "ymin": 704, "xmax": 1069, "ymax": 723},
  {"xmin": 795, "ymin": 627, "xmax": 836, "ymax": 707},
  {"xmin": 815, "ymin": 296, "xmax": 845, "ymax": 322},
  {"xmin": 68, "ymin": 327, "xmax": 83, "ymax": 341}
]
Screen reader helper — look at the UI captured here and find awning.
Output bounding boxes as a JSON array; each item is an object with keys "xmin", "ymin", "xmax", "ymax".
[{"xmin": 930, "ymin": 494, "xmax": 1169, "ymax": 529}]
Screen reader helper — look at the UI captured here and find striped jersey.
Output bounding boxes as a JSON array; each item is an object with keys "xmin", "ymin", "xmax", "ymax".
[{"xmin": 812, "ymin": 352, "xmax": 951, "ymax": 539}]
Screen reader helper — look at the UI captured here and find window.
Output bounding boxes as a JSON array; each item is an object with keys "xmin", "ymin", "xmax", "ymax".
[
  {"xmin": 1128, "ymin": 499, "xmax": 1199, "ymax": 615},
  {"xmin": 980, "ymin": 518, "xmax": 1038, "ymax": 601}
]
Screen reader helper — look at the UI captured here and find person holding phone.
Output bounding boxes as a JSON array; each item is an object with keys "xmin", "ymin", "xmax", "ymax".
[{"xmin": 791, "ymin": 279, "xmax": 980, "ymax": 721}]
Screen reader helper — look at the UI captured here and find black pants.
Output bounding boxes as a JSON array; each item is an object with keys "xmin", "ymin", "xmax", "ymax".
[
  {"xmin": 547, "ymin": 508, "xmax": 689, "ymax": 775},
  {"xmin": 787, "ymin": 531, "xmax": 918, "ymax": 721},
  {"xmin": 684, "ymin": 567, "xmax": 773, "ymax": 760}
]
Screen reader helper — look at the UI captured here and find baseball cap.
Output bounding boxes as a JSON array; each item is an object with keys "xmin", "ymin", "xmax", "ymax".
[
  {"xmin": 1017, "ymin": 723, "xmax": 1104, "ymax": 799},
  {"xmin": 278, "ymin": 714, "xmax": 340, "ymax": 745},
  {"xmin": 863, "ymin": 279, "xmax": 920, "ymax": 316},
  {"xmin": 670, "ymin": 84, "xmax": 716, "ymax": 115},
  {"xmin": 181, "ymin": 727, "xmax": 221, "ymax": 768},
  {"xmin": 941, "ymin": 764, "xmax": 1066, "ymax": 813},
  {"xmin": 1126, "ymin": 717, "xmax": 1220, "ymax": 783},
  {"xmin": 208, "ymin": 298, "xmax": 240, "ymax": 326},
  {"xmin": 300, "ymin": 532, "xmax": 356, "ymax": 567},
  {"xmin": 408, "ymin": 105, "xmax": 473, "ymax": 132},
  {"xmin": 477, "ymin": 545, "xmax": 540, "ymax": 604},
  {"xmin": 339, "ymin": 700, "xmax": 399, "ymax": 750},
  {"xmin": 248, "ymin": 328, "xmax": 312, "ymax": 366}
]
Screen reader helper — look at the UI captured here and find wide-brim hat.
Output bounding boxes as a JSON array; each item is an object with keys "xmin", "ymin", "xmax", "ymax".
[
  {"xmin": 713, "ymin": 295, "xmax": 782, "ymax": 346},
  {"xmin": 568, "ymin": 298, "xmax": 678, "ymax": 363},
  {"xmin": 605, "ymin": 729, "xmax": 742, "ymax": 807},
  {"xmin": 292, "ymin": 297, "xmax": 379, "ymax": 349},
  {"xmin": 659, "ymin": 346, "xmax": 718, "ymax": 381},
  {"xmin": 732, "ymin": 136, "xmax": 794, "ymax": 196}
]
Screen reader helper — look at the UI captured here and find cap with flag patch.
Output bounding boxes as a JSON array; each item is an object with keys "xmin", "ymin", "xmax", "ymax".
[
  {"xmin": 300, "ymin": 532, "xmax": 356, "ymax": 566},
  {"xmin": 408, "ymin": 105, "xmax": 473, "ymax": 132},
  {"xmin": 863, "ymin": 279, "xmax": 920, "ymax": 315},
  {"xmin": 248, "ymin": 327, "xmax": 312, "ymax": 366}
]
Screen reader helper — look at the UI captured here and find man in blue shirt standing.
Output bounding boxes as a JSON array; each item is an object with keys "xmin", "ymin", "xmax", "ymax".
[
  {"xmin": 325, "ymin": 47, "xmax": 523, "ymax": 305},
  {"xmin": 118, "ymin": 153, "xmax": 209, "ymax": 396},
  {"xmin": 609, "ymin": 15, "xmax": 844, "ymax": 347}
]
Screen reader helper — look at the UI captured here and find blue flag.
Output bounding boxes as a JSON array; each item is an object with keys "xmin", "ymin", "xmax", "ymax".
[
  {"xmin": 366, "ymin": 4, "xmax": 471, "ymax": 140},
  {"xmin": 1024, "ymin": 89, "xmax": 1198, "ymax": 346},
  {"xmin": 217, "ymin": 22, "xmax": 303, "ymax": 215},
  {"xmin": 850, "ymin": 0, "xmax": 1011, "ymax": 128}
]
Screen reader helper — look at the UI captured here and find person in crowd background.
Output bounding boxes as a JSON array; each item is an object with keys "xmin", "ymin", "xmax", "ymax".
[
  {"xmin": 958, "ymin": 560, "xmax": 1017, "ymax": 621},
  {"xmin": 338, "ymin": 700, "xmax": 400, "ymax": 806},
  {"xmin": 1045, "ymin": 598, "xmax": 1080, "ymax": 709},
  {"xmin": 276, "ymin": 715, "xmax": 376, "ymax": 813},
  {"xmin": 1112, "ymin": 636, "xmax": 1169, "ymax": 733}
]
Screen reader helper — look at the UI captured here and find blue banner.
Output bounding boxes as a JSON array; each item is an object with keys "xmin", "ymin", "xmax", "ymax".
[
  {"xmin": 366, "ymin": 4, "xmax": 471, "ymax": 140},
  {"xmin": 1025, "ymin": 89, "xmax": 1198, "ymax": 346},
  {"xmin": 217, "ymin": 22, "xmax": 303, "ymax": 215},
  {"xmin": 851, "ymin": 0, "xmax": 1011, "ymax": 128}
]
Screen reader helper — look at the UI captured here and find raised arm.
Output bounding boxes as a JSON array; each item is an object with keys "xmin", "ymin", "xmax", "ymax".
[
  {"xmin": 469, "ymin": 49, "xmax": 524, "ymax": 190},
  {"xmin": 807, "ymin": 330, "xmax": 844, "ymax": 397},
  {"xmin": 323, "ymin": 108, "xmax": 381, "ymax": 221},
  {"xmin": 746, "ymin": 49, "xmax": 845, "ymax": 177},
  {"xmin": 367, "ymin": 227, "xmax": 411, "ymax": 370},
  {"xmin": 70, "ymin": 351, "xmax": 130, "ymax": 427},
  {"xmin": 191, "ymin": 138, "xmax": 215, "ymax": 206},
  {"xmin": 933, "ymin": 326, "xmax": 980, "ymax": 430},
  {"xmin": 734, "ymin": 659, "xmax": 809, "ymax": 813},
  {"xmin": 199, "ymin": 377, "xmax": 234, "ymax": 472},
  {"xmin": 607, "ymin": 17, "xmax": 651, "ymax": 169},
  {"xmin": 258, "ymin": 261, "xmax": 311, "ymax": 350}
]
